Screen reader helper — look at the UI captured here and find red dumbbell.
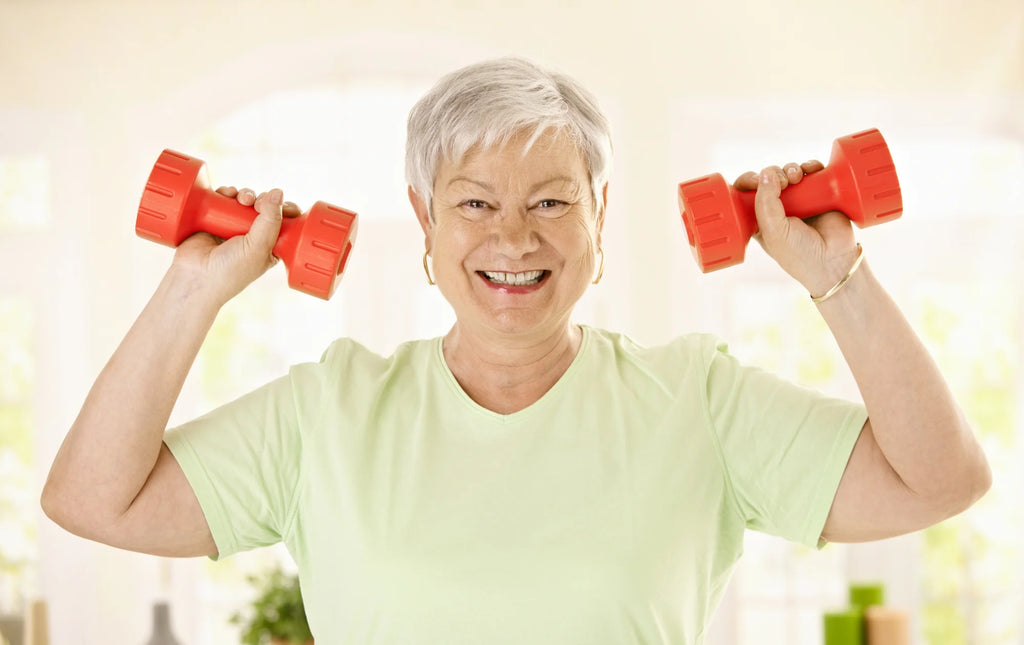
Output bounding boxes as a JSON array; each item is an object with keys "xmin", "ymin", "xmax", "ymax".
[
  {"xmin": 678, "ymin": 128, "xmax": 902, "ymax": 272},
  {"xmin": 136, "ymin": 149, "xmax": 358, "ymax": 300}
]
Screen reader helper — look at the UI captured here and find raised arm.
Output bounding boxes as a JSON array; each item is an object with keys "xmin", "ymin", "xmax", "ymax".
[
  {"xmin": 41, "ymin": 187, "xmax": 293, "ymax": 557},
  {"xmin": 743, "ymin": 164, "xmax": 991, "ymax": 543}
]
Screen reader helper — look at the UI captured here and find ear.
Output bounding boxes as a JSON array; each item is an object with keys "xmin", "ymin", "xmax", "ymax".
[{"xmin": 408, "ymin": 185, "xmax": 433, "ymax": 250}]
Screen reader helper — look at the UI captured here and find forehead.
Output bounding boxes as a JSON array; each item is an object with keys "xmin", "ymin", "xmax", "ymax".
[{"xmin": 438, "ymin": 129, "xmax": 588, "ymax": 189}]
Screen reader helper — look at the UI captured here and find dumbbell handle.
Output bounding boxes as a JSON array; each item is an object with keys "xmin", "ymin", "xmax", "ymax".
[
  {"xmin": 734, "ymin": 168, "xmax": 853, "ymax": 227},
  {"xmin": 177, "ymin": 189, "xmax": 310, "ymax": 266}
]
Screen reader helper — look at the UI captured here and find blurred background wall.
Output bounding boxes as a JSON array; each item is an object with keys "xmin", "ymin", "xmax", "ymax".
[{"xmin": 0, "ymin": 0, "xmax": 1021, "ymax": 643}]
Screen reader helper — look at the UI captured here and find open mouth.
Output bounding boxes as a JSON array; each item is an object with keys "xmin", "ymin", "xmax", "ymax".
[{"xmin": 479, "ymin": 270, "xmax": 549, "ymax": 287}]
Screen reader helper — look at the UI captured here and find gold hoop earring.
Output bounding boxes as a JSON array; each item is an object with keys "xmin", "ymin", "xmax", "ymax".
[
  {"xmin": 423, "ymin": 250, "xmax": 436, "ymax": 286},
  {"xmin": 592, "ymin": 247, "xmax": 605, "ymax": 285}
]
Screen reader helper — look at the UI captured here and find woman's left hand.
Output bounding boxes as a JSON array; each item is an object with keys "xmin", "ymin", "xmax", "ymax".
[{"xmin": 733, "ymin": 161, "xmax": 860, "ymax": 298}]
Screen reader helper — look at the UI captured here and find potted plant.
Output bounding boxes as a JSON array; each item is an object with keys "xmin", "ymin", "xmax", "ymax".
[{"xmin": 230, "ymin": 567, "xmax": 313, "ymax": 645}]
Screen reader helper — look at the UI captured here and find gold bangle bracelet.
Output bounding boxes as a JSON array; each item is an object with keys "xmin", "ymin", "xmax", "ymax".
[{"xmin": 810, "ymin": 244, "xmax": 865, "ymax": 304}]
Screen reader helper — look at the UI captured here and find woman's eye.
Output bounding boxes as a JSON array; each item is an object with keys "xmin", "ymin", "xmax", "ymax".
[
  {"xmin": 537, "ymin": 200, "xmax": 566, "ymax": 209},
  {"xmin": 463, "ymin": 200, "xmax": 489, "ymax": 209}
]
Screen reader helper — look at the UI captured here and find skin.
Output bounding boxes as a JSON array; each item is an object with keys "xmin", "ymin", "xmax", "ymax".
[
  {"xmin": 408, "ymin": 129, "xmax": 606, "ymax": 414},
  {"xmin": 40, "ymin": 187, "xmax": 295, "ymax": 557},
  {"xmin": 40, "ymin": 128, "xmax": 991, "ymax": 560},
  {"xmin": 739, "ymin": 163, "xmax": 991, "ymax": 542}
]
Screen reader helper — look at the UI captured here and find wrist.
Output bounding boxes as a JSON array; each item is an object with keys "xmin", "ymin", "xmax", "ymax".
[
  {"xmin": 160, "ymin": 264, "xmax": 230, "ymax": 316},
  {"xmin": 795, "ymin": 243, "xmax": 860, "ymax": 296},
  {"xmin": 810, "ymin": 244, "xmax": 865, "ymax": 304}
]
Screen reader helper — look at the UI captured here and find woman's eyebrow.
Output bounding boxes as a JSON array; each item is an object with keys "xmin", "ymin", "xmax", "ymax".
[
  {"xmin": 445, "ymin": 175, "xmax": 579, "ymax": 193},
  {"xmin": 446, "ymin": 176, "xmax": 495, "ymax": 191},
  {"xmin": 529, "ymin": 176, "xmax": 578, "ymax": 192}
]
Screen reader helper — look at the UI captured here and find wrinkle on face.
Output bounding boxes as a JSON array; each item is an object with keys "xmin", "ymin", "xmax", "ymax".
[{"xmin": 422, "ymin": 127, "xmax": 605, "ymax": 341}]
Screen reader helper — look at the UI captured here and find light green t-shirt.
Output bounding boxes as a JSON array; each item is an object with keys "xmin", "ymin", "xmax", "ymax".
[{"xmin": 165, "ymin": 326, "xmax": 866, "ymax": 645}]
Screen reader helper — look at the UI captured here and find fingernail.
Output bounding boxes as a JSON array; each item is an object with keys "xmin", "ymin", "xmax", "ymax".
[
  {"xmin": 270, "ymin": 189, "xmax": 283, "ymax": 205},
  {"xmin": 760, "ymin": 171, "xmax": 771, "ymax": 184}
]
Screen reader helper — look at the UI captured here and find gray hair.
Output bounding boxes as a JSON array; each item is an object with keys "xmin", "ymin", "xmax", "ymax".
[{"xmin": 405, "ymin": 57, "xmax": 613, "ymax": 218}]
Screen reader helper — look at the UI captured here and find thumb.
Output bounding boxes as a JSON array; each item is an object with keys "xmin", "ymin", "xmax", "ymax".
[
  {"xmin": 752, "ymin": 168, "xmax": 789, "ymax": 244},
  {"xmin": 246, "ymin": 188, "xmax": 285, "ymax": 259}
]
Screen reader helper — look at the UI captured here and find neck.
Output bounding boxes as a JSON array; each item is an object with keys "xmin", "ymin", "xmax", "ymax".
[{"xmin": 442, "ymin": 321, "xmax": 583, "ymax": 414}]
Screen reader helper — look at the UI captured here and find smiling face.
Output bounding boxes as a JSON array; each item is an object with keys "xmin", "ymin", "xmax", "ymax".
[{"xmin": 410, "ymin": 128, "xmax": 606, "ymax": 342}]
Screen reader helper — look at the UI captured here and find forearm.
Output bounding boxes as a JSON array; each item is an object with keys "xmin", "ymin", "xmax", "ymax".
[
  {"xmin": 816, "ymin": 260, "xmax": 990, "ymax": 505},
  {"xmin": 42, "ymin": 266, "xmax": 222, "ymax": 526}
]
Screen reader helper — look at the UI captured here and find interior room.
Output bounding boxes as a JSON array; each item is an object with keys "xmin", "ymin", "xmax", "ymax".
[{"xmin": 1, "ymin": 0, "xmax": 1022, "ymax": 643}]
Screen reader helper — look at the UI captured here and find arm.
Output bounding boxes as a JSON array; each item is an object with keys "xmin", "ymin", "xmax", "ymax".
[
  {"xmin": 41, "ymin": 187, "xmax": 293, "ymax": 557},
  {"xmin": 745, "ymin": 165, "xmax": 991, "ymax": 542},
  {"xmin": 816, "ymin": 262, "xmax": 991, "ymax": 542}
]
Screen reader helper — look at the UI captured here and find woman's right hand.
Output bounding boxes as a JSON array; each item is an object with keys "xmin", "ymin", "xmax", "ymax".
[{"xmin": 169, "ymin": 186, "xmax": 302, "ymax": 305}]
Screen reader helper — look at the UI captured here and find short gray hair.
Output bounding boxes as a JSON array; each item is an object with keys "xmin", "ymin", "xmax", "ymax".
[{"xmin": 405, "ymin": 57, "xmax": 613, "ymax": 217}]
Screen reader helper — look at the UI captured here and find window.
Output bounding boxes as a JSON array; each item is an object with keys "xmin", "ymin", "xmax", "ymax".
[
  {"xmin": 0, "ymin": 151, "xmax": 49, "ymax": 617},
  {"xmin": 0, "ymin": 299, "xmax": 36, "ymax": 613},
  {"xmin": 0, "ymin": 156, "xmax": 49, "ymax": 230}
]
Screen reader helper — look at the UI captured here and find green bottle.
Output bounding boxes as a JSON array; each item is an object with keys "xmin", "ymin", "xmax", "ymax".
[
  {"xmin": 824, "ymin": 609, "xmax": 863, "ymax": 645},
  {"xmin": 849, "ymin": 583, "xmax": 885, "ymax": 610}
]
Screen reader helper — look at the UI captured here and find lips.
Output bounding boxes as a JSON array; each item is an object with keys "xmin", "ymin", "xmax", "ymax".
[
  {"xmin": 476, "ymin": 270, "xmax": 551, "ymax": 292},
  {"xmin": 480, "ymin": 270, "xmax": 546, "ymax": 286}
]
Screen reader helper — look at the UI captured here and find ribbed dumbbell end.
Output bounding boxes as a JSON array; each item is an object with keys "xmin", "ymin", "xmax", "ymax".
[
  {"xmin": 678, "ymin": 173, "xmax": 750, "ymax": 272},
  {"xmin": 136, "ymin": 150, "xmax": 206, "ymax": 246},
  {"xmin": 288, "ymin": 203, "xmax": 358, "ymax": 300},
  {"xmin": 835, "ymin": 129, "xmax": 903, "ymax": 227}
]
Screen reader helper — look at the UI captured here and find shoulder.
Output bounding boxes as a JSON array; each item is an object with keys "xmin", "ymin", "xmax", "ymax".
[
  {"xmin": 285, "ymin": 336, "xmax": 440, "ymax": 429},
  {"xmin": 314, "ymin": 336, "xmax": 435, "ymax": 374},
  {"xmin": 585, "ymin": 326, "xmax": 727, "ymax": 370},
  {"xmin": 300, "ymin": 335, "xmax": 438, "ymax": 398},
  {"xmin": 582, "ymin": 326, "xmax": 730, "ymax": 393}
]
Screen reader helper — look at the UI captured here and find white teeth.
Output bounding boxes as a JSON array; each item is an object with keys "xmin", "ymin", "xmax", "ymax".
[{"xmin": 483, "ymin": 270, "xmax": 545, "ymax": 286}]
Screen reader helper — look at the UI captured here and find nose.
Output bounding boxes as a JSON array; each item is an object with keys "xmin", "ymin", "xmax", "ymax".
[{"xmin": 489, "ymin": 207, "xmax": 540, "ymax": 258}]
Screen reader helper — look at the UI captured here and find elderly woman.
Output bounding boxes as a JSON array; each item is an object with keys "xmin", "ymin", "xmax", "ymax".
[{"xmin": 43, "ymin": 58, "xmax": 990, "ymax": 644}]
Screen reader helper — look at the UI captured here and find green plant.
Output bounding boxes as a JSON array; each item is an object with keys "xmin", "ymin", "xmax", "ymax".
[{"xmin": 230, "ymin": 568, "xmax": 313, "ymax": 645}]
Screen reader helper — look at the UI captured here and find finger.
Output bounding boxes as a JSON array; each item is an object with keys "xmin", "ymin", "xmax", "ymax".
[
  {"xmin": 733, "ymin": 171, "xmax": 760, "ymax": 192},
  {"xmin": 753, "ymin": 168, "xmax": 789, "ymax": 242},
  {"xmin": 246, "ymin": 188, "xmax": 284, "ymax": 257},
  {"xmin": 282, "ymin": 201, "xmax": 301, "ymax": 218},
  {"xmin": 237, "ymin": 188, "xmax": 257, "ymax": 207},
  {"xmin": 762, "ymin": 165, "xmax": 789, "ymax": 190},
  {"xmin": 801, "ymin": 159, "xmax": 825, "ymax": 173},
  {"xmin": 216, "ymin": 186, "xmax": 238, "ymax": 197},
  {"xmin": 783, "ymin": 163, "xmax": 802, "ymax": 184}
]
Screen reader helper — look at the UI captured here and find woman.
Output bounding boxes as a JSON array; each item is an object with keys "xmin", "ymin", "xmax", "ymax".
[{"xmin": 42, "ymin": 57, "xmax": 990, "ymax": 644}]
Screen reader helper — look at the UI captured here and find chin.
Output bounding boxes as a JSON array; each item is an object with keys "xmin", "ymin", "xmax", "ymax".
[{"xmin": 482, "ymin": 308, "xmax": 571, "ymax": 338}]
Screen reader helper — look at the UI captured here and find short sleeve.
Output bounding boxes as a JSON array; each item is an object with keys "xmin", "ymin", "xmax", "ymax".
[
  {"xmin": 164, "ymin": 356, "xmax": 328, "ymax": 560},
  {"xmin": 700, "ymin": 337, "xmax": 867, "ymax": 549}
]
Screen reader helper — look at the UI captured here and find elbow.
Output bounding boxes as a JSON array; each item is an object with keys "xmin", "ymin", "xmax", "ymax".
[
  {"xmin": 40, "ymin": 476, "xmax": 72, "ymax": 530},
  {"xmin": 41, "ymin": 482, "xmax": 105, "ymax": 543},
  {"xmin": 40, "ymin": 447, "xmax": 76, "ymax": 529},
  {"xmin": 965, "ymin": 449, "xmax": 993, "ymax": 507},
  {"xmin": 933, "ymin": 441, "xmax": 993, "ymax": 520},
  {"xmin": 40, "ymin": 475, "xmax": 104, "ymax": 539},
  {"xmin": 959, "ymin": 427, "xmax": 993, "ymax": 510}
]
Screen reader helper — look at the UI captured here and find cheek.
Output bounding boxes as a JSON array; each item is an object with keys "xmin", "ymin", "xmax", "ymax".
[
  {"xmin": 550, "ymin": 218, "xmax": 598, "ymax": 279},
  {"xmin": 432, "ymin": 220, "xmax": 486, "ymax": 267},
  {"xmin": 566, "ymin": 213, "xmax": 600, "ymax": 256}
]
